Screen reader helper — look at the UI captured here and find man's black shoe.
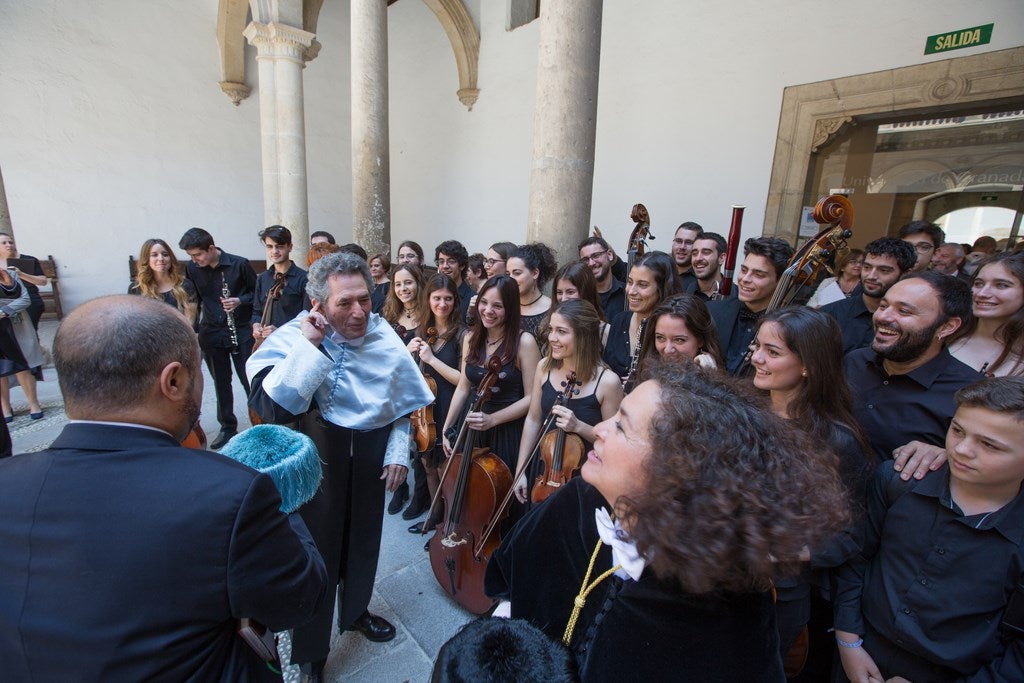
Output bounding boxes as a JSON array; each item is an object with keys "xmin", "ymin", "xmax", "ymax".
[
  {"xmin": 387, "ymin": 482, "xmax": 409, "ymax": 515},
  {"xmin": 209, "ymin": 430, "xmax": 237, "ymax": 450},
  {"xmin": 346, "ymin": 611, "xmax": 396, "ymax": 642},
  {"xmin": 401, "ymin": 495, "xmax": 429, "ymax": 520}
]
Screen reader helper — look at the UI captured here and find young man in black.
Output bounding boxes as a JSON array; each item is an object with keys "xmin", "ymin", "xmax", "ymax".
[
  {"xmin": 578, "ymin": 236, "xmax": 625, "ymax": 317},
  {"xmin": 899, "ymin": 219, "xmax": 944, "ymax": 272},
  {"xmin": 179, "ymin": 227, "xmax": 257, "ymax": 449},
  {"xmin": 435, "ymin": 240, "xmax": 474, "ymax": 318},
  {"xmin": 708, "ymin": 237, "xmax": 794, "ymax": 376},
  {"xmin": 671, "ymin": 221, "xmax": 701, "ymax": 292},
  {"xmin": 821, "ymin": 237, "xmax": 917, "ymax": 354},
  {"xmin": 252, "ymin": 225, "xmax": 308, "ymax": 344},
  {"xmin": 685, "ymin": 232, "xmax": 731, "ymax": 301}
]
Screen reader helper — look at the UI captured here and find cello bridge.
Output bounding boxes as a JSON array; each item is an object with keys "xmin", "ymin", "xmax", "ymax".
[{"xmin": 441, "ymin": 533, "xmax": 468, "ymax": 548}]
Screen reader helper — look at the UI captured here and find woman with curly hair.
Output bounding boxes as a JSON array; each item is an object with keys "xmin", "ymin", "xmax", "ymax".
[
  {"xmin": 128, "ymin": 238, "xmax": 197, "ymax": 325},
  {"xmin": 950, "ymin": 251, "xmax": 1023, "ymax": 377},
  {"xmin": 507, "ymin": 243, "xmax": 557, "ymax": 343},
  {"xmin": 636, "ymin": 293, "xmax": 723, "ymax": 375},
  {"xmin": 750, "ymin": 306, "xmax": 872, "ymax": 677},
  {"xmin": 486, "ymin": 361, "xmax": 849, "ymax": 681}
]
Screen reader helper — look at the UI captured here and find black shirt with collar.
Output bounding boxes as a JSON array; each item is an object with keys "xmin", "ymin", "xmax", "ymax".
[
  {"xmin": 708, "ymin": 297, "xmax": 761, "ymax": 376},
  {"xmin": 185, "ymin": 249, "xmax": 257, "ymax": 349},
  {"xmin": 833, "ymin": 463, "xmax": 1024, "ymax": 680},
  {"xmin": 684, "ymin": 276, "xmax": 735, "ymax": 303},
  {"xmin": 843, "ymin": 347, "xmax": 982, "ymax": 462},
  {"xmin": 598, "ymin": 278, "xmax": 626, "ymax": 319},
  {"xmin": 252, "ymin": 262, "xmax": 308, "ymax": 329},
  {"xmin": 457, "ymin": 280, "xmax": 475, "ymax": 320},
  {"xmin": 821, "ymin": 284, "xmax": 875, "ymax": 354}
]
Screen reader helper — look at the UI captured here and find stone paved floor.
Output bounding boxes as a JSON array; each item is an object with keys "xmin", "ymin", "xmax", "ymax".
[{"xmin": 10, "ymin": 320, "xmax": 474, "ymax": 683}]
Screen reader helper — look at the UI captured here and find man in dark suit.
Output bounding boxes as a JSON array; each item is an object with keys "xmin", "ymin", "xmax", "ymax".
[{"xmin": 0, "ymin": 295, "xmax": 326, "ymax": 681}]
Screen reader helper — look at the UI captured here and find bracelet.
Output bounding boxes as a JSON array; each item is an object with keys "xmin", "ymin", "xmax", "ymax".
[{"xmin": 836, "ymin": 636, "xmax": 863, "ymax": 649}]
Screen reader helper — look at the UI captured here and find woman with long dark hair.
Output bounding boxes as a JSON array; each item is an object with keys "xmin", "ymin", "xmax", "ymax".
[
  {"xmin": 513, "ymin": 299, "xmax": 622, "ymax": 503},
  {"xmin": 749, "ymin": 305, "xmax": 872, "ymax": 678},
  {"xmin": 950, "ymin": 251, "xmax": 1023, "ymax": 376},
  {"xmin": 602, "ymin": 251, "xmax": 682, "ymax": 385},
  {"xmin": 405, "ymin": 274, "xmax": 466, "ymax": 536},
  {"xmin": 381, "ymin": 263, "xmax": 427, "ymax": 336},
  {"xmin": 486, "ymin": 362, "xmax": 849, "ymax": 681},
  {"xmin": 636, "ymin": 294, "xmax": 723, "ymax": 375},
  {"xmin": 442, "ymin": 275, "xmax": 541, "ymax": 474},
  {"xmin": 507, "ymin": 243, "xmax": 557, "ymax": 343}
]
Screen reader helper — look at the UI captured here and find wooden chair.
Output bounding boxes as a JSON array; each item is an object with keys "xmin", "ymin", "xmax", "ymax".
[{"xmin": 39, "ymin": 255, "xmax": 63, "ymax": 320}]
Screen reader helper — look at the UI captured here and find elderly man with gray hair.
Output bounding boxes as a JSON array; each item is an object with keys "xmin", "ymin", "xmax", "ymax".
[
  {"xmin": 247, "ymin": 251, "xmax": 433, "ymax": 682},
  {"xmin": 931, "ymin": 242, "xmax": 972, "ymax": 283}
]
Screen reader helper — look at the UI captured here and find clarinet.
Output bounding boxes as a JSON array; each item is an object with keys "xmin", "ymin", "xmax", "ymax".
[
  {"xmin": 221, "ymin": 275, "xmax": 240, "ymax": 355},
  {"xmin": 622, "ymin": 317, "xmax": 649, "ymax": 394}
]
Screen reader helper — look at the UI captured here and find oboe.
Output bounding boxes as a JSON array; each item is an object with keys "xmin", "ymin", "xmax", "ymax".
[
  {"xmin": 623, "ymin": 317, "xmax": 649, "ymax": 394},
  {"xmin": 221, "ymin": 275, "xmax": 240, "ymax": 355}
]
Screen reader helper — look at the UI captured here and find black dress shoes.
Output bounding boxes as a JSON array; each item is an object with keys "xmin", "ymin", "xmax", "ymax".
[
  {"xmin": 209, "ymin": 430, "xmax": 237, "ymax": 450},
  {"xmin": 346, "ymin": 611, "xmax": 396, "ymax": 642},
  {"xmin": 387, "ymin": 482, "xmax": 409, "ymax": 515},
  {"xmin": 401, "ymin": 495, "xmax": 430, "ymax": 520}
]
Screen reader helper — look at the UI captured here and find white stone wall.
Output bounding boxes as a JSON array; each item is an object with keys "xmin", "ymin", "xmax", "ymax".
[{"xmin": 1, "ymin": 0, "xmax": 1021, "ymax": 309}]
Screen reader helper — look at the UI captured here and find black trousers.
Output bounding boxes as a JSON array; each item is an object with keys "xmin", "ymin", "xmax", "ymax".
[
  {"xmin": 290, "ymin": 414, "xmax": 390, "ymax": 666},
  {"xmin": 201, "ymin": 339, "xmax": 253, "ymax": 432}
]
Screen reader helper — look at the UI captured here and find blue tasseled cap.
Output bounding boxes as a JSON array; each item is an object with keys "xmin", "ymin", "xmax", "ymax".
[{"xmin": 220, "ymin": 425, "xmax": 322, "ymax": 513}]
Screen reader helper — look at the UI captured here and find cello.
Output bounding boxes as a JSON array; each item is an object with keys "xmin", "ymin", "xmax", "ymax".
[
  {"xmin": 530, "ymin": 372, "xmax": 585, "ymax": 504},
  {"xmin": 412, "ymin": 327, "xmax": 439, "ymax": 453},
  {"xmin": 427, "ymin": 355, "xmax": 513, "ymax": 614}
]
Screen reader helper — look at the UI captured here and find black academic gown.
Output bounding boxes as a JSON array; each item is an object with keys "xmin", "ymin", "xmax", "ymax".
[{"xmin": 485, "ymin": 478, "xmax": 785, "ymax": 682}]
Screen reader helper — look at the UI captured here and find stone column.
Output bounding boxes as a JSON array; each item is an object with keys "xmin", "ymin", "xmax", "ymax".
[
  {"xmin": 0, "ymin": 166, "xmax": 13, "ymax": 236},
  {"xmin": 243, "ymin": 21, "xmax": 315, "ymax": 264},
  {"xmin": 526, "ymin": 0, "xmax": 603, "ymax": 264},
  {"xmin": 350, "ymin": 0, "xmax": 391, "ymax": 258}
]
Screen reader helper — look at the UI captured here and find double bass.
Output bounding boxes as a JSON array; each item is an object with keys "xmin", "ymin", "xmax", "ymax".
[{"xmin": 427, "ymin": 355, "xmax": 513, "ymax": 614}]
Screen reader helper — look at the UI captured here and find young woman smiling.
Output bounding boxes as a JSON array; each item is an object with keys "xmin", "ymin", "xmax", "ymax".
[
  {"xmin": 382, "ymin": 264, "xmax": 427, "ymax": 336},
  {"xmin": 513, "ymin": 300, "xmax": 622, "ymax": 504},
  {"xmin": 950, "ymin": 251, "xmax": 1024, "ymax": 377},
  {"xmin": 636, "ymin": 294, "xmax": 724, "ymax": 376},
  {"xmin": 128, "ymin": 238, "xmax": 197, "ymax": 325},
  {"xmin": 442, "ymin": 276, "xmax": 541, "ymax": 476},
  {"xmin": 749, "ymin": 306, "xmax": 872, "ymax": 678},
  {"xmin": 507, "ymin": 243, "xmax": 556, "ymax": 343},
  {"xmin": 602, "ymin": 251, "xmax": 681, "ymax": 385}
]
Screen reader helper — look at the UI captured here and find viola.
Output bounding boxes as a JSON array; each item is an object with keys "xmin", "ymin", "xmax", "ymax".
[
  {"xmin": 531, "ymin": 372, "xmax": 585, "ymax": 504},
  {"xmin": 248, "ymin": 271, "xmax": 287, "ymax": 427},
  {"xmin": 412, "ymin": 327, "xmax": 439, "ymax": 453},
  {"xmin": 427, "ymin": 355, "xmax": 512, "ymax": 614}
]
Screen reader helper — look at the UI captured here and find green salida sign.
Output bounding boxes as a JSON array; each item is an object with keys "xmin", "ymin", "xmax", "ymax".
[{"xmin": 925, "ymin": 24, "xmax": 993, "ymax": 55}]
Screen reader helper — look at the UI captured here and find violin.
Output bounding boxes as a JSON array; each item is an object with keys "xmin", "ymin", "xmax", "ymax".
[
  {"xmin": 248, "ymin": 272, "xmax": 287, "ymax": 427},
  {"xmin": 531, "ymin": 372, "xmax": 585, "ymax": 504},
  {"xmin": 427, "ymin": 355, "xmax": 512, "ymax": 614},
  {"xmin": 412, "ymin": 327, "xmax": 439, "ymax": 453}
]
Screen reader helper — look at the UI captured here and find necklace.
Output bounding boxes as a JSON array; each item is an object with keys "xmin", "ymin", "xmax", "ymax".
[
  {"xmin": 486, "ymin": 336, "xmax": 502, "ymax": 347},
  {"xmin": 523, "ymin": 292, "xmax": 544, "ymax": 307}
]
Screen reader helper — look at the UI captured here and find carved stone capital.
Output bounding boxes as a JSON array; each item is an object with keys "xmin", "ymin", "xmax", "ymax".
[
  {"xmin": 422, "ymin": 0, "xmax": 480, "ymax": 111},
  {"xmin": 243, "ymin": 21, "xmax": 317, "ymax": 63},
  {"xmin": 219, "ymin": 80, "xmax": 252, "ymax": 106},
  {"xmin": 811, "ymin": 116, "xmax": 854, "ymax": 152}
]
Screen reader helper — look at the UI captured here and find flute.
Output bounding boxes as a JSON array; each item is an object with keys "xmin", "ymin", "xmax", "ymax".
[{"xmin": 221, "ymin": 275, "xmax": 240, "ymax": 355}]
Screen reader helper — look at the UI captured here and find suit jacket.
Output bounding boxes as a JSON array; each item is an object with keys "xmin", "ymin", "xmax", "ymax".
[{"xmin": 0, "ymin": 423, "xmax": 327, "ymax": 682}]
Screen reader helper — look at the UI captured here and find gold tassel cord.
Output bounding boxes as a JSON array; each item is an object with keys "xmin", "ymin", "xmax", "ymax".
[{"xmin": 562, "ymin": 537, "xmax": 622, "ymax": 646}]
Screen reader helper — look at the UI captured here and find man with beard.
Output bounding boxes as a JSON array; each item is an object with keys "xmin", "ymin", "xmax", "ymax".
[
  {"xmin": 0, "ymin": 296, "xmax": 326, "ymax": 681},
  {"xmin": 579, "ymin": 236, "xmax": 626, "ymax": 316},
  {"xmin": 822, "ymin": 237, "xmax": 917, "ymax": 354},
  {"xmin": 685, "ymin": 232, "xmax": 731, "ymax": 301},
  {"xmin": 931, "ymin": 242, "xmax": 972, "ymax": 283},
  {"xmin": 844, "ymin": 271, "xmax": 981, "ymax": 462},
  {"xmin": 708, "ymin": 237, "xmax": 794, "ymax": 376},
  {"xmin": 671, "ymin": 221, "xmax": 701, "ymax": 290}
]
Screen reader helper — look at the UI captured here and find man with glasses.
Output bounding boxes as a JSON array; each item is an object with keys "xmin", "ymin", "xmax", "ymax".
[
  {"xmin": 578, "ymin": 236, "xmax": 625, "ymax": 316},
  {"xmin": 899, "ymin": 220, "xmax": 945, "ymax": 272},
  {"xmin": 435, "ymin": 239, "xmax": 473, "ymax": 317},
  {"xmin": 672, "ymin": 221, "xmax": 702, "ymax": 291}
]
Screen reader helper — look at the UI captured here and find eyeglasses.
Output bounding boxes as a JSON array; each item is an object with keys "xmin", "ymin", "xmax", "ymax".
[
  {"xmin": 483, "ymin": 258, "xmax": 505, "ymax": 267},
  {"xmin": 579, "ymin": 249, "xmax": 609, "ymax": 264},
  {"xmin": 436, "ymin": 258, "xmax": 459, "ymax": 267},
  {"xmin": 908, "ymin": 242, "xmax": 935, "ymax": 254}
]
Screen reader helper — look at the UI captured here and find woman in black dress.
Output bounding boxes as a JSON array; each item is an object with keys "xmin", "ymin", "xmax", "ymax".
[
  {"xmin": 749, "ymin": 306, "xmax": 873, "ymax": 679},
  {"xmin": 513, "ymin": 299, "xmax": 622, "ymax": 504},
  {"xmin": 128, "ymin": 238, "xmax": 197, "ymax": 325},
  {"xmin": 442, "ymin": 275, "xmax": 540, "ymax": 474},
  {"xmin": 507, "ymin": 243, "xmax": 556, "ymax": 344},
  {"xmin": 486, "ymin": 362, "xmax": 850, "ymax": 682},
  {"xmin": 406, "ymin": 274, "xmax": 465, "ymax": 535},
  {"xmin": 368, "ymin": 252, "xmax": 391, "ymax": 314},
  {"xmin": 602, "ymin": 250, "xmax": 681, "ymax": 387}
]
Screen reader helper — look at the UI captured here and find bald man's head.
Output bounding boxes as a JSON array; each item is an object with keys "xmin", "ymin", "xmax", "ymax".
[{"xmin": 55, "ymin": 296, "xmax": 200, "ymax": 421}]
